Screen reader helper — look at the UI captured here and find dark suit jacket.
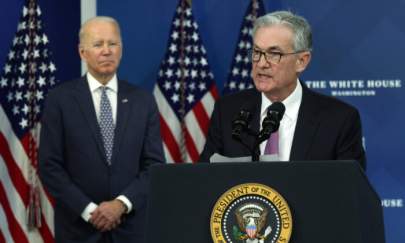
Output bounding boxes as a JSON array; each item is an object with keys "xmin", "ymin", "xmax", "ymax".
[
  {"xmin": 199, "ymin": 84, "xmax": 366, "ymax": 170},
  {"xmin": 39, "ymin": 77, "xmax": 164, "ymax": 243}
]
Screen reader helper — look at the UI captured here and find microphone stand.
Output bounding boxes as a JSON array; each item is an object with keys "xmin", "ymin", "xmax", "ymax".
[
  {"xmin": 232, "ymin": 101, "xmax": 284, "ymax": 162},
  {"xmin": 233, "ymin": 128, "xmax": 265, "ymax": 162},
  {"xmin": 251, "ymin": 131, "xmax": 271, "ymax": 162}
]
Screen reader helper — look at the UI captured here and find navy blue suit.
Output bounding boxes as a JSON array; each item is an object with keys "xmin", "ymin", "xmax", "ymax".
[{"xmin": 39, "ymin": 77, "xmax": 164, "ymax": 243}]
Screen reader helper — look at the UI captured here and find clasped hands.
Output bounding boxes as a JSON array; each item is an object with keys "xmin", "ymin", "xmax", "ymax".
[{"xmin": 89, "ymin": 199, "xmax": 127, "ymax": 232}]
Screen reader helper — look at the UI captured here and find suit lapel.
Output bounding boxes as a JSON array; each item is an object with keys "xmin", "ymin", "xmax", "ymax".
[
  {"xmin": 73, "ymin": 77, "xmax": 107, "ymax": 162},
  {"xmin": 290, "ymin": 86, "xmax": 321, "ymax": 160},
  {"xmin": 111, "ymin": 80, "xmax": 131, "ymax": 164}
]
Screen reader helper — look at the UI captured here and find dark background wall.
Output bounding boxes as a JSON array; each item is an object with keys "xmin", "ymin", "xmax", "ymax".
[{"xmin": 1, "ymin": 0, "xmax": 404, "ymax": 242}]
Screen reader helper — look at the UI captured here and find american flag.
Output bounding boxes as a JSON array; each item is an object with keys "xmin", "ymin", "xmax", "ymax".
[
  {"xmin": 0, "ymin": 0, "xmax": 56, "ymax": 242},
  {"xmin": 222, "ymin": 0, "xmax": 265, "ymax": 94},
  {"xmin": 153, "ymin": 0, "xmax": 218, "ymax": 163}
]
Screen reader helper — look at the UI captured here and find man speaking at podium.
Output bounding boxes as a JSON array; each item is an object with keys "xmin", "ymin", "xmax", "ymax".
[{"xmin": 199, "ymin": 11, "xmax": 366, "ymax": 170}]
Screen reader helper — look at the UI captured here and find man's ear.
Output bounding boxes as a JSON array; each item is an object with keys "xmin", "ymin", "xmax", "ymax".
[
  {"xmin": 296, "ymin": 51, "xmax": 311, "ymax": 73},
  {"xmin": 78, "ymin": 44, "xmax": 86, "ymax": 60}
]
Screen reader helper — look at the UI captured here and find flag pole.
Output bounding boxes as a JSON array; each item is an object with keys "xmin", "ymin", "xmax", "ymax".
[
  {"xmin": 179, "ymin": 0, "xmax": 190, "ymax": 162},
  {"xmin": 26, "ymin": 0, "xmax": 42, "ymax": 229}
]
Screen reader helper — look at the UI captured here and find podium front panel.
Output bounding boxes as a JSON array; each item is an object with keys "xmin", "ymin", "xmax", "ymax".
[{"xmin": 146, "ymin": 161, "xmax": 384, "ymax": 243}]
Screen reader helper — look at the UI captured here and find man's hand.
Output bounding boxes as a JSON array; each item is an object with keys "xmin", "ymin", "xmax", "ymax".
[{"xmin": 89, "ymin": 199, "xmax": 127, "ymax": 232}]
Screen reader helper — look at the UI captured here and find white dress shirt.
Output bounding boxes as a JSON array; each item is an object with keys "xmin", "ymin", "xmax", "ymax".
[
  {"xmin": 81, "ymin": 72, "xmax": 132, "ymax": 222},
  {"xmin": 259, "ymin": 80, "xmax": 303, "ymax": 161}
]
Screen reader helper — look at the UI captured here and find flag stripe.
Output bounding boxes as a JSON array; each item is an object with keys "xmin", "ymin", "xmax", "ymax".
[
  {"xmin": 1, "ymin": 110, "xmax": 51, "ymax": 243},
  {"xmin": 201, "ymin": 86, "xmax": 218, "ymax": 116},
  {"xmin": 159, "ymin": 115, "xmax": 182, "ymax": 163},
  {"xmin": 192, "ymin": 101, "xmax": 210, "ymax": 136},
  {"xmin": 0, "ymin": 147, "xmax": 54, "ymax": 242},
  {"xmin": 185, "ymin": 109, "xmax": 206, "ymax": 154},
  {"xmin": 39, "ymin": 185, "xmax": 54, "ymax": 236},
  {"xmin": 21, "ymin": 133, "xmax": 55, "ymax": 206},
  {"xmin": 0, "ymin": 183, "xmax": 29, "ymax": 243},
  {"xmin": 184, "ymin": 127, "xmax": 199, "ymax": 162},
  {"xmin": 0, "ymin": 199, "xmax": 13, "ymax": 243},
  {"xmin": 0, "ymin": 155, "xmax": 45, "ymax": 243},
  {"xmin": 0, "ymin": 132, "xmax": 30, "ymax": 206},
  {"xmin": 209, "ymin": 85, "xmax": 219, "ymax": 100},
  {"xmin": 0, "ymin": 231, "xmax": 6, "ymax": 243},
  {"xmin": 162, "ymin": 143, "xmax": 175, "ymax": 163},
  {"xmin": 0, "ymin": 107, "xmax": 54, "ymax": 237},
  {"xmin": 154, "ymin": 86, "xmax": 184, "ymax": 162},
  {"xmin": 0, "ymin": 108, "xmax": 30, "ymax": 186},
  {"xmin": 154, "ymin": 87, "xmax": 182, "ymax": 145},
  {"xmin": 38, "ymin": 215, "xmax": 54, "ymax": 243}
]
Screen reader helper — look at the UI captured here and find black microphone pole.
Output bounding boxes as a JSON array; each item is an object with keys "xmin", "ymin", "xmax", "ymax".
[{"xmin": 231, "ymin": 109, "xmax": 254, "ymax": 153}]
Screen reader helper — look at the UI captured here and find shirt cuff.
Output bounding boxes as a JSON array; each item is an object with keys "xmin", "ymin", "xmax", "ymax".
[
  {"xmin": 116, "ymin": 195, "xmax": 132, "ymax": 213},
  {"xmin": 81, "ymin": 202, "xmax": 98, "ymax": 222}
]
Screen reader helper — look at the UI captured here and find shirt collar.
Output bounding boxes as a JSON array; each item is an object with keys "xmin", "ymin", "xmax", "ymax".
[
  {"xmin": 86, "ymin": 72, "xmax": 118, "ymax": 93},
  {"xmin": 260, "ymin": 79, "xmax": 302, "ymax": 122}
]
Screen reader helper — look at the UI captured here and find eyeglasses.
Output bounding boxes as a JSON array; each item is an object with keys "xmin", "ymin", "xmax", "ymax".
[{"xmin": 249, "ymin": 48, "xmax": 306, "ymax": 64}]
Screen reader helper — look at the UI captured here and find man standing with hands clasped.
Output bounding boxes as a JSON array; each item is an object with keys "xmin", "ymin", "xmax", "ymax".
[{"xmin": 39, "ymin": 16, "xmax": 164, "ymax": 243}]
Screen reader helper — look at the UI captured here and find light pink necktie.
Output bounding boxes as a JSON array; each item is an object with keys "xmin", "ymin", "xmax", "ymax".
[{"xmin": 264, "ymin": 131, "xmax": 279, "ymax": 154}]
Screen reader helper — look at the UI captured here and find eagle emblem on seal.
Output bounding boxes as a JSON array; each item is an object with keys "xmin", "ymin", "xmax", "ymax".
[{"xmin": 233, "ymin": 203, "xmax": 272, "ymax": 243}]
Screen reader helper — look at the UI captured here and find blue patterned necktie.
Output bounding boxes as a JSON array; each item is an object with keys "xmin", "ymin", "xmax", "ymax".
[{"xmin": 99, "ymin": 86, "xmax": 115, "ymax": 164}]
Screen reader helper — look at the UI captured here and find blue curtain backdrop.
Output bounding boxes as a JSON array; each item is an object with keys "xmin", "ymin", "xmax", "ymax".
[{"xmin": 1, "ymin": 0, "xmax": 404, "ymax": 242}]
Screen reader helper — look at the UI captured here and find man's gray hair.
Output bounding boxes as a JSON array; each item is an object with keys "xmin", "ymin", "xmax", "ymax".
[
  {"xmin": 252, "ymin": 11, "xmax": 312, "ymax": 52},
  {"xmin": 79, "ymin": 16, "xmax": 122, "ymax": 44}
]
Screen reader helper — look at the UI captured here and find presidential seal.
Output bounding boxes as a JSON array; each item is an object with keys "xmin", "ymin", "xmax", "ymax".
[{"xmin": 210, "ymin": 183, "xmax": 292, "ymax": 243}]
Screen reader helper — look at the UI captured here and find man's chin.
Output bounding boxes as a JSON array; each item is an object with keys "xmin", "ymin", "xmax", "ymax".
[
  {"xmin": 254, "ymin": 82, "xmax": 274, "ymax": 93},
  {"xmin": 98, "ymin": 68, "xmax": 116, "ymax": 76}
]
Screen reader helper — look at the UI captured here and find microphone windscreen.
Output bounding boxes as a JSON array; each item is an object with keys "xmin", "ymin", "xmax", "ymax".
[{"xmin": 268, "ymin": 102, "xmax": 285, "ymax": 121}]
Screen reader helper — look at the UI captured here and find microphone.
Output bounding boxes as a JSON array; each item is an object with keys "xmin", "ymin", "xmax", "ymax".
[
  {"xmin": 257, "ymin": 102, "xmax": 285, "ymax": 143},
  {"xmin": 232, "ymin": 109, "xmax": 252, "ymax": 141}
]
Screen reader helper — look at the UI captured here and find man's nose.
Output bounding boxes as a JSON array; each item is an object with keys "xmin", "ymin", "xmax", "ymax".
[
  {"xmin": 101, "ymin": 44, "xmax": 112, "ymax": 54},
  {"xmin": 256, "ymin": 54, "xmax": 270, "ymax": 68}
]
